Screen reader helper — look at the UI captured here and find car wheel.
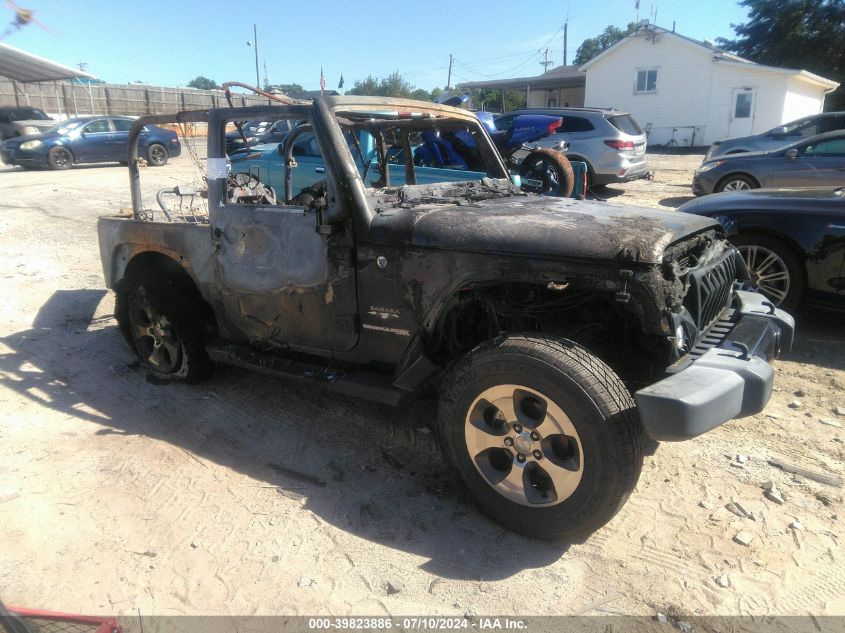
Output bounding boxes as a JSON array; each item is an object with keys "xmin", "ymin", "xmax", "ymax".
[
  {"xmin": 731, "ymin": 233, "xmax": 805, "ymax": 312},
  {"xmin": 47, "ymin": 146, "xmax": 73, "ymax": 170},
  {"xmin": 116, "ymin": 275, "xmax": 214, "ymax": 383},
  {"xmin": 437, "ymin": 335, "xmax": 644, "ymax": 540},
  {"xmin": 519, "ymin": 149, "xmax": 575, "ymax": 197},
  {"xmin": 147, "ymin": 143, "xmax": 168, "ymax": 167},
  {"xmin": 717, "ymin": 174, "xmax": 757, "ymax": 193}
]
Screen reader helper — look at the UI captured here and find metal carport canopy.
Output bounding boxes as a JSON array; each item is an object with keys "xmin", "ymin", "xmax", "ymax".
[{"xmin": 0, "ymin": 41, "xmax": 96, "ymax": 82}]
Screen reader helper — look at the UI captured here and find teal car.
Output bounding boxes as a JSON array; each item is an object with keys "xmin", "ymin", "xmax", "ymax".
[{"xmin": 229, "ymin": 126, "xmax": 491, "ymax": 202}]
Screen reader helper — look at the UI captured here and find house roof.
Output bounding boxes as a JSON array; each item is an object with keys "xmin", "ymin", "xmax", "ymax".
[
  {"xmin": 0, "ymin": 41, "xmax": 96, "ymax": 83},
  {"xmin": 578, "ymin": 23, "xmax": 839, "ymax": 92},
  {"xmin": 456, "ymin": 65, "xmax": 584, "ymax": 92}
]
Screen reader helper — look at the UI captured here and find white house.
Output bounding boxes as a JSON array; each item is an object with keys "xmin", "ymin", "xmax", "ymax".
[{"xmin": 579, "ymin": 23, "xmax": 840, "ymax": 146}]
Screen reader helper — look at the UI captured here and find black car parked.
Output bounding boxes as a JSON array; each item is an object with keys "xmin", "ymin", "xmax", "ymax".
[{"xmin": 680, "ymin": 187, "xmax": 845, "ymax": 311}]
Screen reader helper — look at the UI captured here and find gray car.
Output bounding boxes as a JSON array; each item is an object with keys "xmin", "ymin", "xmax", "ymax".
[
  {"xmin": 693, "ymin": 130, "xmax": 845, "ymax": 195},
  {"xmin": 506, "ymin": 107, "xmax": 648, "ymax": 188},
  {"xmin": 705, "ymin": 111, "xmax": 845, "ymax": 160}
]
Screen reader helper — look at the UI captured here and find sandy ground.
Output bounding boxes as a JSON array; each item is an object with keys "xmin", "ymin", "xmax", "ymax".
[{"xmin": 0, "ymin": 147, "xmax": 843, "ymax": 620}]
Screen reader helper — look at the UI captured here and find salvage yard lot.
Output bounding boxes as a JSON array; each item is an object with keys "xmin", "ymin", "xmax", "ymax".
[{"xmin": 0, "ymin": 148, "xmax": 843, "ymax": 617}]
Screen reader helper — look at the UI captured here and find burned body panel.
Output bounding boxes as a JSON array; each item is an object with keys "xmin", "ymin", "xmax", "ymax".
[
  {"xmin": 367, "ymin": 183, "xmax": 719, "ymax": 265},
  {"xmin": 98, "ymin": 218, "xmax": 214, "ymax": 293}
]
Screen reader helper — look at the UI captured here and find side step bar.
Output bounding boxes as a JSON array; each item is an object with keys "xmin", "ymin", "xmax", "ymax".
[{"xmin": 206, "ymin": 342, "xmax": 406, "ymax": 406}]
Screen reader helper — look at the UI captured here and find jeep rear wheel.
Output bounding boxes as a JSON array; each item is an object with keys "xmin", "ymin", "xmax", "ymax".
[
  {"xmin": 116, "ymin": 276, "xmax": 213, "ymax": 383},
  {"xmin": 437, "ymin": 335, "xmax": 644, "ymax": 540}
]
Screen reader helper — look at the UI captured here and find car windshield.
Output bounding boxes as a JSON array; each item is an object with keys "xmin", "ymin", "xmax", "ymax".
[
  {"xmin": 241, "ymin": 120, "xmax": 270, "ymax": 134},
  {"xmin": 5, "ymin": 107, "xmax": 50, "ymax": 121},
  {"xmin": 47, "ymin": 119, "xmax": 87, "ymax": 134},
  {"xmin": 768, "ymin": 116, "xmax": 824, "ymax": 138},
  {"xmin": 46, "ymin": 120, "xmax": 86, "ymax": 135}
]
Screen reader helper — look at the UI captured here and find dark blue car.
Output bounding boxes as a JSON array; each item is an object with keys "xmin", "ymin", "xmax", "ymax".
[{"xmin": 0, "ymin": 116, "xmax": 181, "ymax": 169}]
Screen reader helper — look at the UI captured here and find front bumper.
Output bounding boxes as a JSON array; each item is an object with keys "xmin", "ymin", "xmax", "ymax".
[
  {"xmin": 0, "ymin": 147, "xmax": 45, "ymax": 166},
  {"xmin": 635, "ymin": 290, "xmax": 794, "ymax": 441}
]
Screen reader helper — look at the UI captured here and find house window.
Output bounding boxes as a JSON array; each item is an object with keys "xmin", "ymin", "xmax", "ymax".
[
  {"xmin": 635, "ymin": 68, "xmax": 658, "ymax": 93},
  {"xmin": 734, "ymin": 92, "xmax": 753, "ymax": 118}
]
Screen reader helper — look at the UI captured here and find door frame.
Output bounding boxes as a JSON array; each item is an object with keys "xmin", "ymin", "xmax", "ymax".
[{"xmin": 728, "ymin": 87, "xmax": 757, "ymax": 138}]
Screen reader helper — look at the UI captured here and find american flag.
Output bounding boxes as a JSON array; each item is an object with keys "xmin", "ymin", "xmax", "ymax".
[{"xmin": 320, "ymin": 67, "xmax": 325, "ymax": 95}]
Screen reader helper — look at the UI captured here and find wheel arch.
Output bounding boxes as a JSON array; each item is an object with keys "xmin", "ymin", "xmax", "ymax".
[
  {"xmin": 730, "ymin": 227, "xmax": 809, "ymax": 288},
  {"xmin": 393, "ymin": 277, "xmax": 639, "ymax": 391},
  {"xmin": 114, "ymin": 249, "xmax": 218, "ymax": 333},
  {"xmin": 731, "ymin": 226, "xmax": 806, "ymax": 267},
  {"xmin": 49, "ymin": 142, "xmax": 76, "ymax": 160}
]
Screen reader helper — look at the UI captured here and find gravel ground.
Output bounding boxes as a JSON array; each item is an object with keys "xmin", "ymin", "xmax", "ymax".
[{"xmin": 0, "ymin": 147, "xmax": 842, "ymax": 619}]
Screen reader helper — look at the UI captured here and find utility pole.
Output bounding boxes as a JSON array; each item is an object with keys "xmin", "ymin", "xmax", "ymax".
[
  {"xmin": 446, "ymin": 54, "xmax": 453, "ymax": 90},
  {"xmin": 539, "ymin": 47, "xmax": 553, "ymax": 72},
  {"xmin": 247, "ymin": 24, "xmax": 260, "ymax": 88},
  {"xmin": 263, "ymin": 60, "xmax": 269, "ymax": 88},
  {"xmin": 563, "ymin": 22, "xmax": 568, "ymax": 65}
]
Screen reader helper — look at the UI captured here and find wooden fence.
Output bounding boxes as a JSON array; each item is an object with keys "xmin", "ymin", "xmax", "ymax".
[{"xmin": 0, "ymin": 79, "xmax": 274, "ymax": 118}]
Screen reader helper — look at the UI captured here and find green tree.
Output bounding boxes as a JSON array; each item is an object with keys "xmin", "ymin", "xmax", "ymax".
[
  {"xmin": 346, "ymin": 71, "xmax": 442, "ymax": 101},
  {"xmin": 187, "ymin": 76, "xmax": 219, "ymax": 90},
  {"xmin": 266, "ymin": 83, "xmax": 306, "ymax": 98},
  {"xmin": 573, "ymin": 23, "xmax": 638, "ymax": 65},
  {"xmin": 470, "ymin": 88, "xmax": 526, "ymax": 113},
  {"xmin": 717, "ymin": 0, "xmax": 844, "ymax": 110}
]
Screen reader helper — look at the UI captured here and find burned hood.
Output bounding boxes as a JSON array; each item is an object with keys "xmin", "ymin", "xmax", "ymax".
[{"xmin": 369, "ymin": 194, "xmax": 719, "ymax": 265}]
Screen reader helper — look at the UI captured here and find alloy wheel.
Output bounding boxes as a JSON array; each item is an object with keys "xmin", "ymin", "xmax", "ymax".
[
  {"xmin": 53, "ymin": 148, "xmax": 71, "ymax": 167},
  {"xmin": 722, "ymin": 179, "xmax": 752, "ymax": 191},
  {"xmin": 465, "ymin": 384, "xmax": 583, "ymax": 507},
  {"xmin": 149, "ymin": 145, "xmax": 166, "ymax": 165},
  {"xmin": 738, "ymin": 244, "xmax": 790, "ymax": 305},
  {"xmin": 128, "ymin": 287, "xmax": 183, "ymax": 373}
]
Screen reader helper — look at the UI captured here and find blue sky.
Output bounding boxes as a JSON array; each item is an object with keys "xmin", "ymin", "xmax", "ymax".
[{"xmin": 3, "ymin": 0, "xmax": 749, "ymax": 91}]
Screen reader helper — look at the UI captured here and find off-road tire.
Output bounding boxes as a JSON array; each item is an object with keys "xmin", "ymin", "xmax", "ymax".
[
  {"xmin": 519, "ymin": 148, "xmax": 575, "ymax": 197},
  {"xmin": 115, "ymin": 274, "xmax": 213, "ymax": 383},
  {"xmin": 147, "ymin": 143, "xmax": 168, "ymax": 167},
  {"xmin": 437, "ymin": 335, "xmax": 644, "ymax": 541},
  {"xmin": 731, "ymin": 232, "xmax": 806, "ymax": 312},
  {"xmin": 47, "ymin": 146, "xmax": 73, "ymax": 170}
]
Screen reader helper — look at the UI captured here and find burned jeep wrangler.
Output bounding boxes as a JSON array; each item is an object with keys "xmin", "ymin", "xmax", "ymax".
[{"xmin": 97, "ymin": 96, "xmax": 794, "ymax": 540}]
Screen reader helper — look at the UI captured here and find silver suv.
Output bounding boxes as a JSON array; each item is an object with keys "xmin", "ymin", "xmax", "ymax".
[
  {"xmin": 0, "ymin": 106, "xmax": 54, "ymax": 141},
  {"xmin": 508, "ymin": 107, "xmax": 648, "ymax": 187}
]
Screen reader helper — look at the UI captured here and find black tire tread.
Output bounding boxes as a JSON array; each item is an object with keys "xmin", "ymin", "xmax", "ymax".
[{"xmin": 520, "ymin": 148, "xmax": 575, "ymax": 197}]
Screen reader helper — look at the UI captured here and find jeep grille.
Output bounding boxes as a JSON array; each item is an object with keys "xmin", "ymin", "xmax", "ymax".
[{"xmin": 683, "ymin": 247, "xmax": 738, "ymax": 331}]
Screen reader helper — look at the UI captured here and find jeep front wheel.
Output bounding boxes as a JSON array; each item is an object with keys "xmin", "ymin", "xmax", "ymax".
[{"xmin": 437, "ymin": 335, "xmax": 643, "ymax": 540}]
